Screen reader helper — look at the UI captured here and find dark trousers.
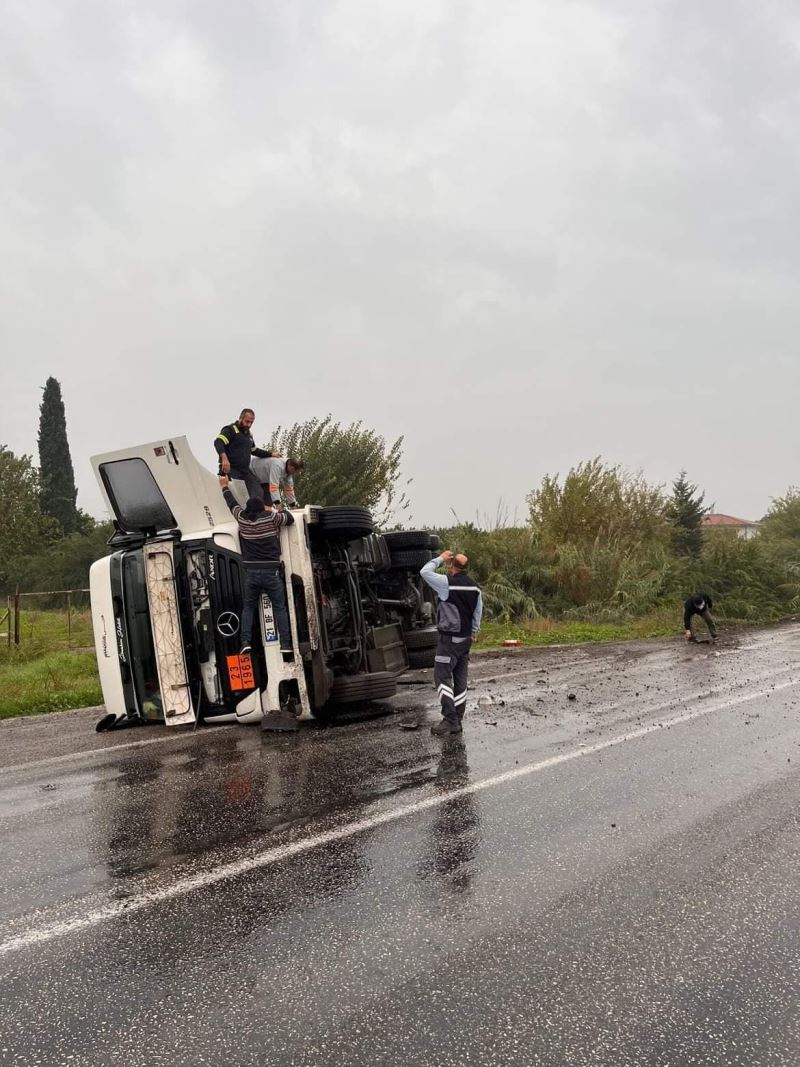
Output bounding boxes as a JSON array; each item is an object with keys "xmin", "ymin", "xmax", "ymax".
[
  {"xmin": 433, "ymin": 634, "xmax": 471, "ymax": 723},
  {"xmin": 240, "ymin": 565, "xmax": 292, "ymax": 649},
  {"xmin": 229, "ymin": 466, "xmax": 264, "ymax": 501},
  {"xmin": 690, "ymin": 609, "xmax": 718, "ymax": 639}
]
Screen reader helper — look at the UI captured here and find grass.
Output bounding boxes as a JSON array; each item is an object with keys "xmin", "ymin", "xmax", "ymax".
[
  {"xmin": 0, "ymin": 609, "xmax": 100, "ymax": 718},
  {"xmin": 0, "ymin": 650, "xmax": 102, "ymax": 719},
  {"xmin": 0, "ymin": 607, "xmax": 94, "ymax": 654},
  {"xmin": 474, "ymin": 609, "xmax": 693, "ymax": 650}
]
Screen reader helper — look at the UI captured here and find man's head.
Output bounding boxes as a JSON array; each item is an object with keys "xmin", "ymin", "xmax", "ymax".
[
  {"xmin": 447, "ymin": 552, "xmax": 469, "ymax": 575},
  {"xmin": 692, "ymin": 594, "xmax": 706, "ymax": 610},
  {"xmin": 286, "ymin": 458, "xmax": 304, "ymax": 475},
  {"xmin": 244, "ymin": 496, "xmax": 265, "ymax": 517},
  {"xmin": 238, "ymin": 408, "xmax": 255, "ymax": 431}
]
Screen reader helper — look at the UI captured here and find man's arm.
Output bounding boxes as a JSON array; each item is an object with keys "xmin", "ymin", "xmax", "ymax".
[
  {"xmin": 283, "ymin": 473, "xmax": 298, "ymax": 506},
  {"xmin": 220, "ymin": 482, "xmax": 242, "ymax": 519},
  {"xmin": 420, "ymin": 556, "xmax": 449, "ymax": 599},
  {"xmin": 706, "ymin": 595, "xmax": 713, "ymax": 612},
  {"xmin": 272, "ymin": 509, "xmax": 295, "ymax": 528},
  {"xmin": 683, "ymin": 600, "xmax": 693, "ymax": 630},
  {"xmin": 472, "ymin": 591, "xmax": 483, "ymax": 636},
  {"xmin": 215, "ymin": 426, "xmax": 232, "ymax": 472},
  {"xmin": 252, "ymin": 446, "xmax": 273, "ymax": 459}
]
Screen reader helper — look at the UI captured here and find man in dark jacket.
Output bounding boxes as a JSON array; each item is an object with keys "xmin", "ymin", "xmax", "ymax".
[
  {"xmin": 219, "ymin": 474, "xmax": 294, "ymax": 653},
  {"xmin": 214, "ymin": 408, "xmax": 274, "ymax": 501},
  {"xmin": 420, "ymin": 550, "xmax": 483, "ymax": 736},
  {"xmin": 684, "ymin": 593, "xmax": 718, "ymax": 642}
]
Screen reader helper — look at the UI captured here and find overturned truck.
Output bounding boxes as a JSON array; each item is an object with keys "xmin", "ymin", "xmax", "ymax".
[{"xmin": 89, "ymin": 437, "xmax": 440, "ymax": 731}]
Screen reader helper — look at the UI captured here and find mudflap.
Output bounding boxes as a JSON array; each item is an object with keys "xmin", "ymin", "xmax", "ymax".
[
  {"xmin": 261, "ymin": 682, "xmax": 301, "ymax": 733},
  {"xmin": 96, "ymin": 713, "xmax": 147, "ymax": 732}
]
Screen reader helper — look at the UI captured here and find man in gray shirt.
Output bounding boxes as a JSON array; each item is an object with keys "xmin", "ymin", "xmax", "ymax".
[{"xmin": 251, "ymin": 455, "xmax": 304, "ymax": 507}]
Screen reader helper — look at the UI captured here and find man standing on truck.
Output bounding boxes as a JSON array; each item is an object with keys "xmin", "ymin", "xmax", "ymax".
[
  {"xmin": 420, "ymin": 550, "xmax": 483, "ymax": 736},
  {"xmin": 219, "ymin": 475, "xmax": 294, "ymax": 654},
  {"xmin": 684, "ymin": 592, "xmax": 718, "ymax": 642},
  {"xmin": 214, "ymin": 408, "xmax": 274, "ymax": 501},
  {"xmin": 250, "ymin": 455, "xmax": 305, "ymax": 508}
]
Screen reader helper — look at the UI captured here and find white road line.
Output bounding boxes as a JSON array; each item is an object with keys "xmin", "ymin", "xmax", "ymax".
[{"xmin": 1, "ymin": 676, "xmax": 797, "ymax": 957}]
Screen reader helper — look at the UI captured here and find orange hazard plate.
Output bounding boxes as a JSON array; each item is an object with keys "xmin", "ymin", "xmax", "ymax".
[{"xmin": 227, "ymin": 653, "xmax": 255, "ymax": 691}]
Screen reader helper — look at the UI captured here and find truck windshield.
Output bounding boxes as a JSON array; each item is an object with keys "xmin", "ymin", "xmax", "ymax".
[
  {"xmin": 122, "ymin": 550, "xmax": 162, "ymax": 716},
  {"xmin": 100, "ymin": 458, "xmax": 176, "ymax": 533}
]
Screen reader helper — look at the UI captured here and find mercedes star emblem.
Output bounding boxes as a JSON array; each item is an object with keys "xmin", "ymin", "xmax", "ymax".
[{"xmin": 216, "ymin": 611, "xmax": 240, "ymax": 638}]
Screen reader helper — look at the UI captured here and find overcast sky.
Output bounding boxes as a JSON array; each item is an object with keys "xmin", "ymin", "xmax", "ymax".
[{"xmin": 2, "ymin": 0, "xmax": 798, "ymax": 527}]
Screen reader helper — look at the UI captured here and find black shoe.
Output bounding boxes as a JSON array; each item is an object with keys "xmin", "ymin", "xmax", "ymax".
[
  {"xmin": 431, "ymin": 719, "xmax": 463, "ymax": 736},
  {"xmin": 239, "ymin": 645, "xmax": 252, "ymax": 656}
]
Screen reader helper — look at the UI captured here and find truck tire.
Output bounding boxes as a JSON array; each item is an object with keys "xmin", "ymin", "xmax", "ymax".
[
  {"xmin": 428, "ymin": 534, "xmax": 441, "ymax": 550},
  {"xmin": 407, "ymin": 648, "xmax": 436, "ymax": 669},
  {"xmin": 318, "ymin": 506, "xmax": 374, "ymax": 537},
  {"xmin": 389, "ymin": 548, "xmax": 433, "ymax": 570},
  {"xmin": 328, "ymin": 671, "xmax": 398, "ymax": 704},
  {"xmin": 403, "ymin": 627, "xmax": 439, "ymax": 650},
  {"xmin": 382, "ymin": 530, "xmax": 431, "ymax": 550}
]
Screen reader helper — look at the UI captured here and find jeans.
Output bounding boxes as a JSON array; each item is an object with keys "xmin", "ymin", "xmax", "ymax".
[{"xmin": 240, "ymin": 565, "xmax": 292, "ymax": 650}]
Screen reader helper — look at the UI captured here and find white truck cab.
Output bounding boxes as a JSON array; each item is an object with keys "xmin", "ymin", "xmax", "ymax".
[{"xmin": 89, "ymin": 436, "xmax": 438, "ymax": 731}]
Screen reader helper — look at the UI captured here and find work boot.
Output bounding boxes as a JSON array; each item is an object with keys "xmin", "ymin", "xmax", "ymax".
[{"xmin": 431, "ymin": 719, "xmax": 462, "ymax": 736}]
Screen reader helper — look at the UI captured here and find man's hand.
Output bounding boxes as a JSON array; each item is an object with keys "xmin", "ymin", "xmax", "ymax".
[
  {"xmin": 218, "ymin": 474, "xmax": 229, "ymax": 488},
  {"xmin": 220, "ymin": 454, "xmax": 231, "ymax": 474},
  {"xmin": 273, "ymin": 502, "xmax": 284, "ymax": 512},
  {"xmin": 440, "ymin": 550, "xmax": 454, "ymax": 563},
  {"xmin": 684, "ymin": 629, "xmax": 692, "ymax": 641},
  {"xmin": 472, "ymin": 631, "xmax": 480, "ymax": 643}
]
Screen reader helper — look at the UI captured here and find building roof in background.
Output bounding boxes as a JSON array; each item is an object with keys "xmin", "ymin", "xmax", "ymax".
[{"xmin": 702, "ymin": 513, "xmax": 760, "ymax": 528}]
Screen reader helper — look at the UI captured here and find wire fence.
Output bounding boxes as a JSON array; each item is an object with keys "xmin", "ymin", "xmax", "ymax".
[{"xmin": 2, "ymin": 590, "xmax": 93, "ymax": 652}]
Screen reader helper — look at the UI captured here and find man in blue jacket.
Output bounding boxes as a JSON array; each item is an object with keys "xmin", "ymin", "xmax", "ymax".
[
  {"xmin": 420, "ymin": 550, "xmax": 483, "ymax": 736},
  {"xmin": 214, "ymin": 408, "xmax": 274, "ymax": 501}
]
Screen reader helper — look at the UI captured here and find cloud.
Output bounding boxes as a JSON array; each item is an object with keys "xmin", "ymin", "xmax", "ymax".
[{"xmin": 1, "ymin": 0, "xmax": 799, "ymax": 525}]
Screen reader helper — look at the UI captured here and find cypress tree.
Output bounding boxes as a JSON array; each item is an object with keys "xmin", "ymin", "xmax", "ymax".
[
  {"xmin": 669, "ymin": 470, "xmax": 708, "ymax": 556},
  {"xmin": 38, "ymin": 377, "xmax": 78, "ymax": 533}
]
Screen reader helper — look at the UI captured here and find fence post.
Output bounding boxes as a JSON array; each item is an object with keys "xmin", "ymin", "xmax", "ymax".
[
  {"xmin": 67, "ymin": 590, "xmax": 72, "ymax": 648},
  {"xmin": 5, "ymin": 596, "xmax": 10, "ymax": 648},
  {"xmin": 13, "ymin": 588, "xmax": 20, "ymax": 647}
]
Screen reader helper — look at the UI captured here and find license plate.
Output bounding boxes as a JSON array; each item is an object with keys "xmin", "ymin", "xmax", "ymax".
[{"xmin": 260, "ymin": 594, "xmax": 278, "ymax": 642}]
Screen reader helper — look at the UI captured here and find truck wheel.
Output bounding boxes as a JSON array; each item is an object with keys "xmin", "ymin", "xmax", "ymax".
[
  {"xmin": 389, "ymin": 548, "xmax": 433, "ymax": 570},
  {"xmin": 407, "ymin": 648, "xmax": 436, "ymax": 669},
  {"xmin": 382, "ymin": 530, "xmax": 431, "ymax": 550},
  {"xmin": 403, "ymin": 627, "xmax": 438, "ymax": 650},
  {"xmin": 318, "ymin": 506, "xmax": 374, "ymax": 537},
  {"xmin": 328, "ymin": 671, "xmax": 398, "ymax": 703},
  {"xmin": 428, "ymin": 534, "xmax": 441, "ymax": 551}
]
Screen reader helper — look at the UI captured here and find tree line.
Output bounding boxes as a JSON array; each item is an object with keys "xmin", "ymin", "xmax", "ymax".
[
  {"xmin": 0, "ymin": 392, "xmax": 408, "ymax": 595},
  {"xmin": 3, "ymin": 385, "xmax": 799, "ymax": 628},
  {"xmin": 439, "ymin": 460, "xmax": 800, "ymax": 625}
]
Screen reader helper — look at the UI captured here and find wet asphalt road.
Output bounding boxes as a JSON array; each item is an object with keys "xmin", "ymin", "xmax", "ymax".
[{"xmin": 2, "ymin": 626, "xmax": 800, "ymax": 1066}]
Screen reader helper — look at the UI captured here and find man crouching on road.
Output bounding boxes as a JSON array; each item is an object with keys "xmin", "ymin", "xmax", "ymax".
[
  {"xmin": 219, "ymin": 475, "xmax": 294, "ymax": 655},
  {"xmin": 420, "ymin": 550, "xmax": 483, "ymax": 736}
]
